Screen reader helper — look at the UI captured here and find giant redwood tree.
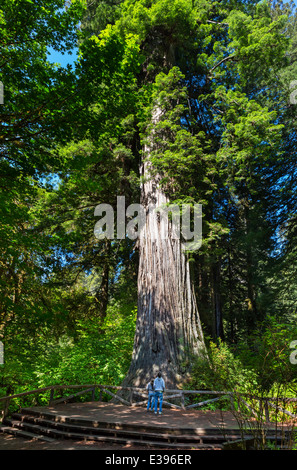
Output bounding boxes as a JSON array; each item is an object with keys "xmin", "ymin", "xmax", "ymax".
[
  {"xmin": 125, "ymin": 76, "xmax": 207, "ymax": 388},
  {"xmin": 113, "ymin": 2, "xmax": 211, "ymax": 388}
]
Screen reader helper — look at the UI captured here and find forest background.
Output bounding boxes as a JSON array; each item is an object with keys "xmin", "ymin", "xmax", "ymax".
[{"xmin": 1, "ymin": 0, "xmax": 297, "ymax": 404}]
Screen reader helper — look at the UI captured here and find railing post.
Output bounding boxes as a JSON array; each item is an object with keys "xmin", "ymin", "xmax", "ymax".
[
  {"xmin": 264, "ymin": 399, "xmax": 270, "ymax": 422},
  {"xmin": 181, "ymin": 392, "xmax": 185, "ymax": 410},
  {"xmin": 3, "ymin": 398, "xmax": 10, "ymax": 421},
  {"xmin": 49, "ymin": 388, "xmax": 55, "ymax": 406},
  {"xmin": 129, "ymin": 388, "xmax": 133, "ymax": 406},
  {"xmin": 91, "ymin": 386, "xmax": 95, "ymax": 401},
  {"xmin": 229, "ymin": 393, "xmax": 235, "ymax": 411}
]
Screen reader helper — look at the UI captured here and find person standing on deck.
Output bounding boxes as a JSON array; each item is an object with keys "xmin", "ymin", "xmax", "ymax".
[
  {"xmin": 154, "ymin": 372, "xmax": 165, "ymax": 415},
  {"xmin": 146, "ymin": 379, "xmax": 155, "ymax": 411}
]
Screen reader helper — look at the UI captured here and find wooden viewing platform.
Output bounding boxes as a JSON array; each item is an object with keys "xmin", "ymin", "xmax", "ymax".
[
  {"xmin": 0, "ymin": 384, "xmax": 296, "ymax": 449},
  {"xmin": 0, "ymin": 402, "xmax": 242, "ymax": 450}
]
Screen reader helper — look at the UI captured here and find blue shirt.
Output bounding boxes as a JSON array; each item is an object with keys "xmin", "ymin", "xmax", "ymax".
[
  {"xmin": 147, "ymin": 382, "xmax": 154, "ymax": 393},
  {"xmin": 154, "ymin": 377, "xmax": 165, "ymax": 392}
]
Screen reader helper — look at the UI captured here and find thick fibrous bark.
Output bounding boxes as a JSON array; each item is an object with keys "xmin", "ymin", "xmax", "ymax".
[{"xmin": 123, "ymin": 106, "xmax": 206, "ymax": 389}]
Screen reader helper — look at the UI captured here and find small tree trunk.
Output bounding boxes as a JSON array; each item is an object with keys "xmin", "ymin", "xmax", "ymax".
[
  {"xmin": 213, "ymin": 259, "xmax": 224, "ymax": 340},
  {"xmin": 95, "ymin": 240, "xmax": 110, "ymax": 322}
]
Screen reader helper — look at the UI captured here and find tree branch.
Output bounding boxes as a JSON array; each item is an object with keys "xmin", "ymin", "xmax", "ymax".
[
  {"xmin": 206, "ymin": 20, "xmax": 229, "ymax": 26},
  {"xmin": 197, "ymin": 19, "xmax": 229, "ymax": 26},
  {"xmin": 209, "ymin": 54, "xmax": 236, "ymax": 73}
]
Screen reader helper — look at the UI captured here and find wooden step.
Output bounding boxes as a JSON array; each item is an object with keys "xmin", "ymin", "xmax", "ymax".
[
  {"xmin": 2, "ymin": 419, "xmax": 220, "ymax": 449},
  {"xmin": 3, "ymin": 413, "xmax": 228, "ymax": 449},
  {"xmin": 10, "ymin": 412, "xmax": 232, "ymax": 444},
  {"xmin": 19, "ymin": 407, "xmax": 229, "ymax": 436},
  {"xmin": 0, "ymin": 424, "xmax": 55, "ymax": 442},
  {"xmin": 1, "ymin": 406, "xmax": 249, "ymax": 449},
  {"xmin": 19, "ymin": 407, "xmax": 243, "ymax": 440}
]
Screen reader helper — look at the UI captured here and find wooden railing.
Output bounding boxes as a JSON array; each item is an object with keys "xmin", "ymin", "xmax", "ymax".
[{"xmin": 1, "ymin": 384, "xmax": 297, "ymax": 424}]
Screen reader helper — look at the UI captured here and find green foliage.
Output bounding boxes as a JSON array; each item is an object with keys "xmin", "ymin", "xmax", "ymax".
[
  {"xmin": 0, "ymin": 0, "xmax": 86, "ymax": 170},
  {"xmin": 188, "ymin": 340, "xmax": 258, "ymax": 393},
  {"xmin": 0, "ymin": 305, "xmax": 136, "ymax": 397},
  {"xmin": 0, "ymin": 0, "xmax": 87, "ymax": 355},
  {"xmin": 187, "ymin": 317, "xmax": 297, "ymax": 400},
  {"xmin": 33, "ymin": 307, "xmax": 136, "ymax": 387},
  {"xmin": 236, "ymin": 317, "xmax": 297, "ymax": 392}
]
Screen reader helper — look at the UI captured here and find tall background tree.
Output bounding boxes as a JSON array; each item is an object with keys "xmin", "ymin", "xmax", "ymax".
[{"xmin": 0, "ymin": 0, "xmax": 86, "ymax": 386}]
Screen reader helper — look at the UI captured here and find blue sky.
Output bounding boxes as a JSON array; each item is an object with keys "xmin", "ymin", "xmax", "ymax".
[{"xmin": 47, "ymin": 47, "xmax": 78, "ymax": 68}]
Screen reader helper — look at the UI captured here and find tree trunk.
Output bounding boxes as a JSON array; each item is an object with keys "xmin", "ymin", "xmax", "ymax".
[
  {"xmin": 96, "ymin": 240, "xmax": 110, "ymax": 321},
  {"xmin": 122, "ymin": 105, "xmax": 206, "ymax": 390},
  {"xmin": 213, "ymin": 259, "xmax": 224, "ymax": 340}
]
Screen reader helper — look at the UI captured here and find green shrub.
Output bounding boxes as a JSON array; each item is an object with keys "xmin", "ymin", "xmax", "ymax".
[{"xmin": 188, "ymin": 339, "xmax": 258, "ymax": 393}]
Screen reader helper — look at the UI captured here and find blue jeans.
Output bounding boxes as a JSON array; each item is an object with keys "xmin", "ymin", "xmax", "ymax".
[
  {"xmin": 147, "ymin": 392, "xmax": 155, "ymax": 410},
  {"xmin": 154, "ymin": 391, "xmax": 163, "ymax": 413}
]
